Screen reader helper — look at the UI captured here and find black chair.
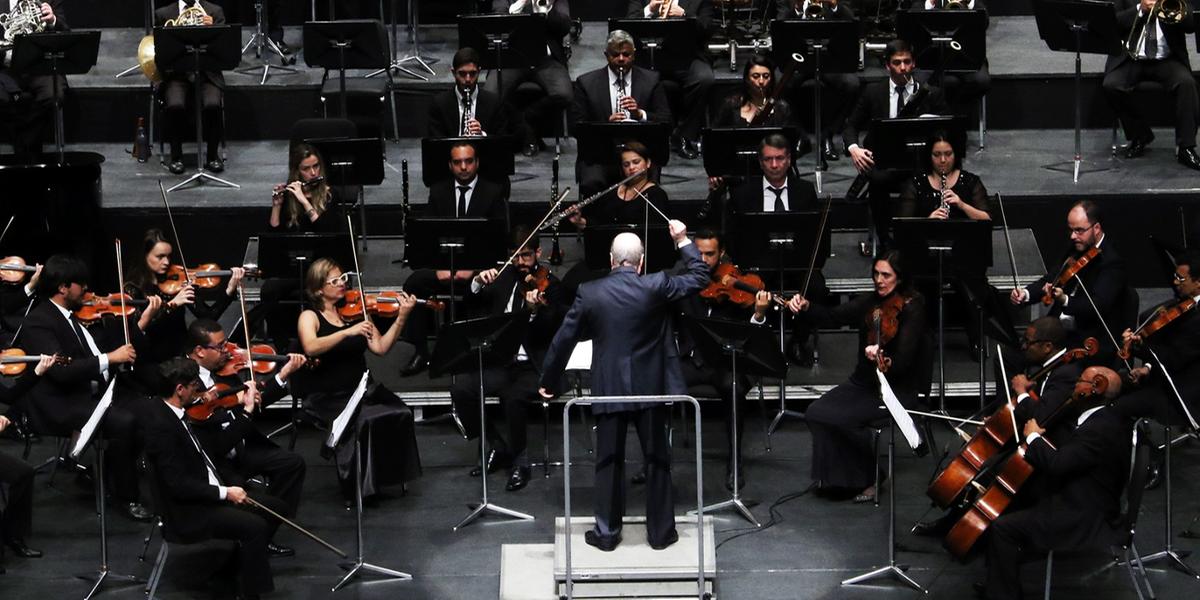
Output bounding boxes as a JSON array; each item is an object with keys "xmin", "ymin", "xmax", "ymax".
[{"xmin": 312, "ymin": 22, "xmax": 399, "ymax": 141}]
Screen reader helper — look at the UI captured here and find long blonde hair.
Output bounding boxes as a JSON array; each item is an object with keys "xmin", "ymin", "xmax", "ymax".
[
  {"xmin": 285, "ymin": 143, "xmax": 331, "ymax": 227},
  {"xmin": 305, "ymin": 257, "xmax": 342, "ymax": 311}
]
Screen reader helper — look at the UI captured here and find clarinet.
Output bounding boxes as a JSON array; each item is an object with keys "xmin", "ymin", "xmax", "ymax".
[
  {"xmin": 401, "ymin": 159, "xmax": 410, "ymax": 233},
  {"xmin": 461, "ymin": 87, "xmax": 474, "ymax": 136},
  {"xmin": 549, "ymin": 146, "xmax": 564, "ymax": 265}
]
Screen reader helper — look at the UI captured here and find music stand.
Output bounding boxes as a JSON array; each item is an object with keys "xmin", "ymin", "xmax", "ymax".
[
  {"xmin": 11, "ymin": 31, "xmax": 101, "ymax": 165},
  {"xmin": 403, "ymin": 217, "xmax": 505, "ymax": 323},
  {"xmin": 682, "ymin": 315, "xmax": 787, "ymax": 527},
  {"xmin": 368, "ymin": 0, "xmax": 424, "ymax": 81},
  {"xmin": 303, "ymin": 20, "xmax": 389, "ymax": 118},
  {"xmin": 700, "ymin": 126, "xmax": 798, "ymax": 230},
  {"xmin": 870, "ymin": 115, "xmax": 967, "ymax": 171},
  {"xmin": 892, "ymin": 217, "xmax": 992, "ymax": 413},
  {"xmin": 770, "ymin": 19, "xmax": 858, "ymax": 192},
  {"xmin": 608, "ymin": 18, "xmax": 697, "ymax": 73},
  {"xmin": 420, "ymin": 136, "xmax": 516, "ymax": 188},
  {"xmin": 256, "ymin": 232, "xmax": 353, "ymax": 282},
  {"xmin": 429, "ymin": 312, "xmax": 535, "ymax": 530},
  {"xmin": 958, "ymin": 276, "xmax": 1021, "ymax": 409},
  {"xmin": 574, "ymin": 122, "xmax": 672, "ymax": 167},
  {"xmin": 154, "ymin": 24, "xmax": 242, "ymax": 191},
  {"xmin": 583, "ymin": 224, "xmax": 675, "ymax": 273},
  {"xmin": 237, "ymin": 0, "xmax": 298, "ymax": 84},
  {"xmin": 1033, "ymin": 0, "xmax": 1120, "ymax": 182},
  {"xmin": 458, "ymin": 14, "xmax": 547, "ymax": 98},
  {"xmin": 306, "ymin": 137, "xmax": 384, "ymax": 248},
  {"xmin": 896, "ymin": 9, "xmax": 988, "ymax": 88}
]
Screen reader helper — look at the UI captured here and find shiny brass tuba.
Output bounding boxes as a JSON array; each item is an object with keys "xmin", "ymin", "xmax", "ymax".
[
  {"xmin": 0, "ymin": 0, "xmax": 48, "ymax": 50},
  {"xmin": 139, "ymin": 4, "xmax": 210, "ymax": 83},
  {"xmin": 1126, "ymin": 0, "xmax": 1190, "ymax": 58}
]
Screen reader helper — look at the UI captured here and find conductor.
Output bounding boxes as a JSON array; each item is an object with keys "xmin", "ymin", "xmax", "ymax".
[{"xmin": 539, "ymin": 219, "xmax": 708, "ymax": 552}]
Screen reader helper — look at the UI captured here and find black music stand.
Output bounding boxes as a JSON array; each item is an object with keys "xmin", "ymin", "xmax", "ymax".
[
  {"xmin": 575, "ymin": 122, "xmax": 672, "ymax": 167},
  {"xmin": 154, "ymin": 24, "xmax": 242, "ymax": 191},
  {"xmin": 583, "ymin": 224, "xmax": 675, "ymax": 274},
  {"xmin": 608, "ymin": 18, "xmax": 697, "ymax": 72},
  {"xmin": 1033, "ymin": 0, "xmax": 1120, "ymax": 182},
  {"xmin": 403, "ymin": 217, "xmax": 504, "ymax": 323},
  {"xmin": 683, "ymin": 315, "xmax": 787, "ymax": 526},
  {"xmin": 306, "ymin": 137, "xmax": 384, "ymax": 249},
  {"xmin": 892, "ymin": 217, "xmax": 992, "ymax": 412},
  {"xmin": 420, "ymin": 136, "xmax": 517, "ymax": 188},
  {"xmin": 11, "ymin": 31, "xmax": 101, "ymax": 165},
  {"xmin": 429, "ymin": 312, "xmax": 534, "ymax": 530},
  {"xmin": 770, "ymin": 19, "xmax": 859, "ymax": 191},
  {"xmin": 458, "ymin": 14, "xmax": 547, "ymax": 99},
  {"xmin": 700, "ymin": 126, "xmax": 799, "ymax": 230},
  {"xmin": 303, "ymin": 20, "xmax": 389, "ymax": 118},
  {"xmin": 257, "ymin": 232, "xmax": 353, "ymax": 282},
  {"xmin": 897, "ymin": 9, "xmax": 989, "ymax": 88},
  {"xmin": 870, "ymin": 115, "xmax": 967, "ymax": 171}
]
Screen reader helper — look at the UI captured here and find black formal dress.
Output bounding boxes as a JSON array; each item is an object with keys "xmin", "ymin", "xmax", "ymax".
[
  {"xmin": 711, "ymin": 94, "xmax": 795, "ymax": 129},
  {"xmin": 426, "ymin": 86, "xmax": 510, "ymax": 139},
  {"xmin": 1114, "ymin": 296, "xmax": 1200, "ymax": 426},
  {"xmin": 0, "ymin": 0, "xmax": 68, "ymax": 159},
  {"xmin": 292, "ymin": 312, "xmax": 421, "ymax": 499},
  {"xmin": 489, "ymin": 0, "xmax": 575, "ymax": 147},
  {"xmin": 912, "ymin": 0, "xmax": 992, "ymax": 108},
  {"xmin": 778, "ymin": 1, "xmax": 862, "ymax": 146},
  {"xmin": 802, "ymin": 291, "xmax": 929, "ymax": 490},
  {"xmin": 582, "ymin": 184, "xmax": 669, "ymax": 228},
  {"xmin": 626, "ymin": 0, "xmax": 716, "ymax": 145},
  {"xmin": 155, "ymin": 1, "xmax": 227, "ymax": 162},
  {"xmin": 122, "ymin": 280, "xmax": 236, "ymax": 391},
  {"xmin": 897, "ymin": 170, "xmax": 990, "ymax": 219},
  {"xmin": 541, "ymin": 241, "xmax": 709, "ymax": 546}
]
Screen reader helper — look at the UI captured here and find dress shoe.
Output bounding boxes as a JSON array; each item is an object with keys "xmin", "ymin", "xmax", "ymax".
[
  {"xmin": 822, "ymin": 137, "xmax": 840, "ymax": 162},
  {"xmin": 1123, "ymin": 138, "xmax": 1149, "ymax": 159},
  {"xmin": 266, "ymin": 543, "xmax": 294, "ymax": 558},
  {"xmin": 649, "ymin": 528, "xmax": 679, "ymax": 551},
  {"xmin": 505, "ymin": 466, "xmax": 531, "ymax": 491},
  {"xmin": 400, "ymin": 353, "xmax": 428, "ymax": 376},
  {"xmin": 1144, "ymin": 453, "xmax": 1164, "ymax": 490},
  {"xmin": 677, "ymin": 139, "xmax": 700, "ymax": 160},
  {"xmin": 469, "ymin": 449, "xmax": 512, "ymax": 477},
  {"xmin": 853, "ymin": 485, "xmax": 877, "ymax": 504},
  {"xmin": 272, "ymin": 38, "xmax": 293, "ymax": 56},
  {"xmin": 123, "ymin": 502, "xmax": 154, "ymax": 522},
  {"xmin": 1178, "ymin": 146, "xmax": 1200, "ymax": 171},
  {"xmin": 167, "ymin": 158, "xmax": 185, "ymax": 175},
  {"xmin": 795, "ymin": 137, "xmax": 812, "ymax": 158},
  {"xmin": 584, "ymin": 529, "xmax": 620, "ymax": 552},
  {"xmin": 5, "ymin": 539, "xmax": 43, "ymax": 558},
  {"xmin": 725, "ymin": 468, "xmax": 745, "ymax": 492},
  {"xmin": 630, "ymin": 465, "xmax": 647, "ymax": 485},
  {"xmin": 205, "ymin": 158, "xmax": 225, "ymax": 173},
  {"xmin": 910, "ymin": 516, "xmax": 952, "ymax": 538}
]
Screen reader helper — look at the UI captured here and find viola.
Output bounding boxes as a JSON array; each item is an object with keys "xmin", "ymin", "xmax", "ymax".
[
  {"xmin": 215, "ymin": 341, "xmax": 319, "ymax": 377},
  {"xmin": 185, "ymin": 381, "xmax": 249, "ymax": 421},
  {"xmin": 339, "ymin": 290, "xmax": 444, "ymax": 321},
  {"xmin": 159, "ymin": 263, "xmax": 262, "ymax": 296},
  {"xmin": 699, "ymin": 263, "xmax": 787, "ymax": 309},
  {"xmin": 1118, "ymin": 297, "xmax": 1197, "ymax": 360},
  {"xmin": 0, "ymin": 348, "xmax": 71, "ymax": 376},
  {"xmin": 1042, "ymin": 246, "xmax": 1101, "ymax": 306},
  {"xmin": 942, "ymin": 372, "xmax": 1108, "ymax": 558},
  {"xmin": 0, "ymin": 256, "xmax": 38, "ymax": 284},
  {"xmin": 74, "ymin": 292, "xmax": 151, "ymax": 323}
]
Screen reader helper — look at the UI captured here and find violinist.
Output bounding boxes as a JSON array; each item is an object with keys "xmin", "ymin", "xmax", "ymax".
[
  {"xmin": 450, "ymin": 226, "xmax": 567, "ymax": 492},
  {"xmin": 184, "ymin": 319, "xmax": 307, "ymax": 555},
  {"xmin": 267, "ymin": 143, "xmax": 343, "ymax": 234},
  {"xmin": 983, "ymin": 366, "xmax": 1130, "ymax": 600},
  {"xmin": 1009, "ymin": 201, "xmax": 1135, "ymax": 365},
  {"xmin": 295, "ymin": 259, "xmax": 422, "ymax": 504},
  {"xmin": 0, "ymin": 353, "xmax": 57, "ymax": 572},
  {"xmin": 786, "ymin": 250, "xmax": 928, "ymax": 502},
  {"xmin": 18, "ymin": 255, "xmax": 149, "ymax": 521}
]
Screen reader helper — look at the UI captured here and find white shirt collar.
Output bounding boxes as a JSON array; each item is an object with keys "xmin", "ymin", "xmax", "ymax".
[
  {"xmin": 165, "ymin": 400, "xmax": 186, "ymax": 420},
  {"xmin": 608, "ymin": 66, "xmax": 629, "ymax": 87},
  {"xmin": 1077, "ymin": 405, "xmax": 1103, "ymax": 426},
  {"xmin": 763, "ymin": 177, "xmax": 788, "ymax": 191},
  {"xmin": 1094, "ymin": 233, "xmax": 1105, "ymax": 249},
  {"xmin": 456, "ymin": 175, "xmax": 478, "ymax": 192},
  {"xmin": 51, "ymin": 298, "xmax": 73, "ymax": 321}
]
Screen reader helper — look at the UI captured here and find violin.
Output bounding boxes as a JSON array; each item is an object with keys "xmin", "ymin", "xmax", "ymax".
[
  {"xmin": 1118, "ymin": 297, "xmax": 1197, "ymax": 360},
  {"xmin": 866, "ymin": 294, "xmax": 906, "ymax": 347},
  {"xmin": 1042, "ymin": 246, "xmax": 1101, "ymax": 306},
  {"xmin": 185, "ymin": 381, "xmax": 250, "ymax": 421},
  {"xmin": 214, "ymin": 341, "xmax": 319, "ymax": 377},
  {"xmin": 699, "ymin": 263, "xmax": 787, "ymax": 308},
  {"xmin": 521, "ymin": 265, "xmax": 553, "ymax": 295},
  {"xmin": 74, "ymin": 292, "xmax": 151, "ymax": 323},
  {"xmin": 942, "ymin": 372, "xmax": 1109, "ymax": 558},
  {"xmin": 0, "ymin": 348, "xmax": 71, "ymax": 376},
  {"xmin": 339, "ymin": 290, "xmax": 443, "ymax": 321},
  {"xmin": 0, "ymin": 256, "xmax": 38, "ymax": 283},
  {"xmin": 159, "ymin": 263, "xmax": 262, "ymax": 296}
]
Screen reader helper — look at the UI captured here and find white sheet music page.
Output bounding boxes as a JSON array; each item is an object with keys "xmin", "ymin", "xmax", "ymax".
[
  {"xmin": 72, "ymin": 378, "xmax": 116, "ymax": 459},
  {"xmin": 876, "ymin": 369, "xmax": 923, "ymax": 451},
  {"xmin": 326, "ymin": 371, "xmax": 370, "ymax": 448}
]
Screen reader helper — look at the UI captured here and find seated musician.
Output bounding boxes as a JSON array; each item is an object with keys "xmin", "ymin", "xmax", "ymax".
[
  {"xmin": 450, "ymin": 225, "xmax": 567, "ymax": 492},
  {"xmin": 913, "ymin": 1, "xmax": 992, "ymax": 111},
  {"xmin": 674, "ymin": 229, "xmax": 774, "ymax": 491},
  {"xmin": 268, "ymin": 143, "xmax": 344, "ymax": 233},
  {"xmin": 0, "ymin": 262, "xmax": 39, "ymax": 343},
  {"xmin": 567, "ymin": 141, "xmax": 667, "ymax": 232},
  {"xmin": 143, "ymin": 358, "xmax": 290, "ymax": 600},
  {"xmin": 778, "ymin": 0, "xmax": 862, "ymax": 165},
  {"xmin": 155, "ymin": 0, "xmax": 227, "ymax": 175},
  {"xmin": 728, "ymin": 133, "xmax": 818, "ymax": 215},
  {"xmin": 1104, "ymin": 0, "xmax": 1200, "ymax": 170},
  {"xmin": 490, "ymin": 0, "xmax": 574, "ymax": 157},
  {"xmin": 626, "ymin": 1, "xmax": 715, "ymax": 160},
  {"xmin": 786, "ymin": 250, "xmax": 927, "ymax": 502},
  {"xmin": 713, "ymin": 55, "xmax": 795, "ymax": 131},
  {"xmin": 571, "ymin": 29, "xmax": 672, "ymax": 197},
  {"xmin": 983, "ymin": 366, "xmax": 1129, "ymax": 600},
  {"xmin": 0, "ymin": 354, "xmax": 56, "ymax": 572},
  {"xmin": 0, "ymin": 0, "xmax": 66, "ymax": 160},
  {"xmin": 184, "ymin": 318, "xmax": 307, "ymax": 557},
  {"xmin": 843, "ymin": 39, "xmax": 948, "ymax": 250},
  {"xmin": 398, "ymin": 141, "xmax": 509, "ymax": 375},
  {"xmin": 427, "ymin": 47, "xmax": 509, "ymax": 139},
  {"xmin": 19, "ymin": 254, "xmax": 149, "ymax": 521}
]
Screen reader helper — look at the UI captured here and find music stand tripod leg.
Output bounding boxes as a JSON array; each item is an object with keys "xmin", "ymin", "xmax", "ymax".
[
  {"xmin": 332, "ymin": 427, "xmax": 412, "ymax": 592},
  {"xmin": 1138, "ymin": 425, "xmax": 1200, "ymax": 579},
  {"xmin": 76, "ymin": 442, "xmax": 144, "ymax": 599},
  {"xmin": 368, "ymin": 0, "xmax": 425, "ymax": 80},
  {"xmin": 691, "ymin": 350, "xmax": 759, "ymax": 526}
]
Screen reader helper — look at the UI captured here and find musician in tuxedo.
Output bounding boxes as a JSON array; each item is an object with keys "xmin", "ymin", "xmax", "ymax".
[
  {"xmin": 539, "ymin": 220, "xmax": 708, "ymax": 551},
  {"xmin": 155, "ymin": 0, "xmax": 227, "ymax": 175},
  {"xmin": 843, "ymin": 39, "xmax": 948, "ymax": 249},
  {"xmin": 399, "ymin": 142, "xmax": 509, "ymax": 375},
  {"xmin": 490, "ymin": 0, "xmax": 574, "ymax": 157},
  {"xmin": 450, "ymin": 225, "xmax": 567, "ymax": 492},
  {"xmin": 18, "ymin": 254, "xmax": 149, "ymax": 521},
  {"xmin": 185, "ymin": 319, "xmax": 307, "ymax": 547},
  {"xmin": 984, "ymin": 366, "xmax": 1131, "ymax": 600},
  {"xmin": 912, "ymin": 1, "xmax": 992, "ymax": 110},
  {"xmin": 778, "ymin": 0, "xmax": 862, "ymax": 164},
  {"xmin": 626, "ymin": 0, "xmax": 715, "ymax": 160},
  {"xmin": 143, "ymin": 358, "xmax": 289, "ymax": 600},
  {"xmin": 1009, "ymin": 201, "xmax": 1136, "ymax": 367},
  {"xmin": 0, "ymin": 0, "xmax": 68, "ymax": 160},
  {"xmin": 729, "ymin": 133, "xmax": 819, "ymax": 214},
  {"xmin": 571, "ymin": 29, "xmax": 672, "ymax": 197},
  {"xmin": 0, "ymin": 354, "xmax": 55, "ymax": 571},
  {"xmin": 427, "ymin": 47, "xmax": 510, "ymax": 139},
  {"xmin": 1104, "ymin": 0, "xmax": 1200, "ymax": 170}
]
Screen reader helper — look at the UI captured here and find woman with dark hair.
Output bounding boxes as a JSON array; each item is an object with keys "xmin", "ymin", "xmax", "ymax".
[
  {"xmin": 567, "ymin": 141, "xmax": 669, "ymax": 232},
  {"xmin": 268, "ymin": 143, "xmax": 343, "ymax": 233},
  {"xmin": 712, "ymin": 54, "xmax": 795, "ymax": 129},
  {"xmin": 295, "ymin": 258, "xmax": 422, "ymax": 504},
  {"xmin": 899, "ymin": 130, "xmax": 991, "ymax": 221},
  {"xmin": 786, "ymin": 250, "xmax": 928, "ymax": 502}
]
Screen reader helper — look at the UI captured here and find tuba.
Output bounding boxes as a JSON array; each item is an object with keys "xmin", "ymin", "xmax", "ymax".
[
  {"xmin": 139, "ymin": 3, "xmax": 210, "ymax": 82},
  {"xmin": 0, "ymin": 0, "xmax": 47, "ymax": 50}
]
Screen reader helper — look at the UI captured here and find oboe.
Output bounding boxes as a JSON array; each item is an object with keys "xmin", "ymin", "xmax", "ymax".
[
  {"xmin": 549, "ymin": 145, "xmax": 564, "ymax": 265},
  {"xmin": 401, "ymin": 159, "xmax": 410, "ymax": 233}
]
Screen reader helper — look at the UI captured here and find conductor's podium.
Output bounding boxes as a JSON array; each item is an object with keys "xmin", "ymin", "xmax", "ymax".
[{"xmin": 500, "ymin": 516, "xmax": 716, "ymax": 600}]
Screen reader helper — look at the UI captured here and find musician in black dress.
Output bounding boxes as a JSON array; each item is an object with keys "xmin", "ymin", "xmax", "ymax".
[
  {"xmin": 267, "ymin": 143, "xmax": 344, "ymax": 234},
  {"xmin": 786, "ymin": 250, "xmax": 928, "ymax": 501},
  {"xmin": 295, "ymin": 258, "xmax": 422, "ymax": 503},
  {"xmin": 713, "ymin": 55, "xmax": 795, "ymax": 130},
  {"xmin": 898, "ymin": 130, "xmax": 990, "ymax": 221},
  {"xmin": 567, "ymin": 141, "xmax": 668, "ymax": 233}
]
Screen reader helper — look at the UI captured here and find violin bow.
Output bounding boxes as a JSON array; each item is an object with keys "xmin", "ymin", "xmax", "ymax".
[
  {"xmin": 995, "ymin": 344, "xmax": 1021, "ymax": 441},
  {"xmin": 243, "ymin": 496, "xmax": 348, "ymax": 558},
  {"xmin": 492, "ymin": 186, "xmax": 572, "ymax": 282},
  {"xmin": 159, "ymin": 180, "xmax": 194, "ymax": 285},
  {"xmin": 1070, "ymin": 273, "xmax": 1133, "ymax": 372},
  {"xmin": 114, "ymin": 239, "xmax": 132, "ymax": 349},
  {"xmin": 1144, "ymin": 346, "xmax": 1200, "ymax": 433},
  {"xmin": 346, "ymin": 215, "xmax": 369, "ymax": 321},
  {"xmin": 237, "ymin": 279, "xmax": 255, "ymax": 383},
  {"xmin": 800, "ymin": 194, "xmax": 833, "ymax": 300},
  {"xmin": 0, "ymin": 215, "xmax": 14, "ymax": 246},
  {"xmin": 994, "ymin": 193, "xmax": 1020, "ymax": 290},
  {"xmin": 627, "ymin": 184, "xmax": 673, "ymax": 226}
]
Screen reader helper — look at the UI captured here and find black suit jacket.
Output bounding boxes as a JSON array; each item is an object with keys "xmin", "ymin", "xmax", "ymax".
[
  {"xmin": 842, "ymin": 79, "xmax": 949, "ymax": 151},
  {"xmin": 427, "ymin": 177, "xmax": 509, "ymax": 222},
  {"xmin": 154, "ymin": 1, "xmax": 227, "ymax": 89},
  {"xmin": 1107, "ymin": 0, "xmax": 1195, "ymax": 71},
  {"xmin": 776, "ymin": 0, "xmax": 856, "ymax": 20},
  {"xmin": 729, "ymin": 176, "xmax": 819, "ymax": 214},
  {"xmin": 571, "ymin": 65, "xmax": 672, "ymax": 125},
  {"xmin": 626, "ymin": 0, "xmax": 714, "ymax": 57},
  {"xmin": 493, "ymin": 0, "xmax": 573, "ymax": 65},
  {"xmin": 0, "ymin": 0, "xmax": 67, "ymax": 67},
  {"xmin": 1021, "ymin": 241, "xmax": 1135, "ymax": 357},
  {"xmin": 426, "ymin": 87, "xmax": 510, "ymax": 138},
  {"xmin": 468, "ymin": 265, "xmax": 567, "ymax": 371},
  {"xmin": 190, "ymin": 370, "xmax": 286, "ymax": 479},
  {"xmin": 1014, "ymin": 359, "xmax": 1084, "ymax": 443},
  {"xmin": 143, "ymin": 399, "xmax": 232, "ymax": 538},
  {"xmin": 1132, "ymin": 297, "xmax": 1200, "ymax": 397}
]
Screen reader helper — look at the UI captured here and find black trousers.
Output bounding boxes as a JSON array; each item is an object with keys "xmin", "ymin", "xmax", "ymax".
[
  {"xmin": 1113, "ymin": 381, "xmax": 1199, "ymax": 429},
  {"xmin": 450, "ymin": 361, "xmax": 541, "ymax": 467},
  {"xmin": 234, "ymin": 442, "xmax": 306, "ymax": 518},
  {"xmin": 199, "ymin": 492, "xmax": 288, "ymax": 596},
  {"xmin": 97, "ymin": 404, "xmax": 144, "ymax": 505},
  {"xmin": 788, "ymin": 72, "xmax": 862, "ymax": 141},
  {"xmin": 0, "ymin": 72, "xmax": 62, "ymax": 159},
  {"xmin": 1103, "ymin": 57, "xmax": 1199, "ymax": 148},
  {"xmin": 806, "ymin": 378, "xmax": 886, "ymax": 490},
  {"xmin": 985, "ymin": 502, "xmax": 1109, "ymax": 600},
  {"xmin": 593, "ymin": 407, "xmax": 675, "ymax": 545},
  {"xmin": 493, "ymin": 58, "xmax": 573, "ymax": 144},
  {"xmin": 400, "ymin": 269, "xmax": 472, "ymax": 356},
  {"xmin": 0, "ymin": 450, "xmax": 34, "ymax": 543},
  {"xmin": 161, "ymin": 77, "xmax": 223, "ymax": 160},
  {"xmin": 662, "ymin": 58, "xmax": 715, "ymax": 142},
  {"xmin": 678, "ymin": 358, "xmax": 748, "ymax": 468}
]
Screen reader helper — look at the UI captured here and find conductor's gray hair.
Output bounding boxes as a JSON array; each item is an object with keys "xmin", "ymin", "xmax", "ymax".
[{"xmin": 610, "ymin": 232, "xmax": 644, "ymax": 268}]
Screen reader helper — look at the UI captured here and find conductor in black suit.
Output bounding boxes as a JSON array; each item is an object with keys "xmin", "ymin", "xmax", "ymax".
[
  {"xmin": 155, "ymin": 0, "xmax": 227, "ymax": 175},
  {"xmin": 144, "ymin": 358, "xmax": 288, "ymax": 600},
  {"xmin": 18, "ymin": 254, "xmax": 148, "ymax": 520},
  {"xmin": 490, "ymin": 0, "xmax": 574, "ymax": 157},
  {"xmin": 844, "ymin": 39, "xmax": 948, "ymax": 249},
  {"xmin": 0, "ymin": 0, "xmax": 68, "ymax": 160},
  {"xmin": 571, "ymin": 29, "xmax": 672, "ymax": 197},
  {"xmin": 985, "ymin": 366, "xmax": 1131, "ymax": 600},
  {"xmin": 1104, "ymin": 0, "xmax": 1200, "ymax": 170},
  {"xmin": 540, "ymin": 219, "xmax": 709, "ymax": 551},
  {"xmin": 427, "ymin": 47, "xmax": 509, "ymax": 139}
]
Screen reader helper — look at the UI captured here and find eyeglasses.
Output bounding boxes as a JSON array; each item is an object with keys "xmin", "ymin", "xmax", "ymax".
[
  {"xmin": 1174, "ymin": 272, "xmax": 1191, "ymax": 283},
  {"xmin": 1068, "ymin": 224, "xmax": 1095, "ymax": 235},
  {"xmin": 325, "ymin": 272, "xmax": 351, "ymax": 286}
]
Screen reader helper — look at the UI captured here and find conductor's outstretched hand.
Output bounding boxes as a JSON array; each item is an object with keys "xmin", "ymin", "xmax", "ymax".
[{"xmin": 669, "ymin": 220, "xmax": 687, "ymax": 244}]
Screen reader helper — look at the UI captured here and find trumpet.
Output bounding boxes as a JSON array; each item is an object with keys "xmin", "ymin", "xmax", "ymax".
[
  {"xmin": 0, "ymin": 0, "xmax": 47, "ymax": 50},
  {"xmin": 1127, "ymin": 0, "xmax": 1190, "ymax": 57}
]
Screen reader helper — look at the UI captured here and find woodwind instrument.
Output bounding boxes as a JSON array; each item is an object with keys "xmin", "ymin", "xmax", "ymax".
[
  {"xmin": 939, "ymin": 172, "xmax": 950, "ymax": 214},
  {"xmin": 400, "ymin": 159, "xmax": 410, "ymax": 234},
  {"xmin": 460, "ymin": 86, "xmax": 475, "ymax": 136},
  {"xmin": 549, "ymin": 145, "xmax": 564, "ymax": 265}
]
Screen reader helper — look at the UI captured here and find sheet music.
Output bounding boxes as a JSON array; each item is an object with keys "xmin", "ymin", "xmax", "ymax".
[
  {"xmin": 326, "ymin": 371, "xmax": 369, "ymax": 448},
  {"xmin": 876, "ymin": 369, "xmax": 923, "ymax": 451},
  {"xmin": 71, "ymin": 378, "xmax": 116, "ymax": 459},
  {"xmin": 565, "ymin": 340, "xmax": 593, "ymax": 371}
]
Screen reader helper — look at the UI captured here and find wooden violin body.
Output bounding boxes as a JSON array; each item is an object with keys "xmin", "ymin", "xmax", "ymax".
[
  {"xmin": 0, "ymin": 348, "xmax": 71, "ymax": 376},
  {"xmin": 700, "ymin": 263, "xmax": 785, "ymax": 308},
  {"xmin": 0, "ymin": 256, "xmax": 38, "ymax": 283},
  {"xmin": 1118, "ymin": 297, "xmax": 1196, "ymax": 360},
  {"xmin": 185, "ymin": 381, "xmax": 248, "ymax": 421},
  {"xmin": 74, "ymin": 292, "xmax": 149, "ymax": 323},
  {"xmin": 339, "ymin": 290, "xmax": 443, "ymax": 321},
  {"xmin": 1042, "ymin": 246, "xmax": 1100, "ymax": 306},
  {"xmin": 216, "ymin": 341, "xmax": 319, "ymax": 377},
  {"xmin": 159, "ymin": 263, "xmax": 262, "ymax": 296}
]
